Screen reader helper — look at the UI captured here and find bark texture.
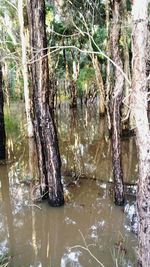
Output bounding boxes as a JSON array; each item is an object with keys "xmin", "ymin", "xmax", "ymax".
[
  {"xmin": 3, "ymin": 62, "xmax": 10, "ymax": 107},
  {"xmin": 27, "ymin": 0, "xmax": 64, "ymax": 206},
  {"xmin": 111, "ymin": 0, "xmax": 124, "ymax": 206},
  {"xmin": 0, "ymin": 64, "xmax": 6, "ymax": 161},
  {"xmin": 105, "ymin": 0, "xmax": 111, "ymax": 129},
  {"xmin": 70, "ymin": 51, "xmax": 80, "ymax": 108},
  {"xmin": 18, "ymin": 0, "xmax": 34, "ymax": 138},
  {"xmin": 121, "ymin": 0, "xmax": 131, "ymax": 121},
  {"xmin": 91, "ymin": 55, "xmax": 105, "ymax": 115},
  {"xmin": 131, "ymin": 1, "xmax": 150, "ymax": 266},
  {"xmin": 70, "ymin": 80, "xmax": 77, "ymax": 108}
]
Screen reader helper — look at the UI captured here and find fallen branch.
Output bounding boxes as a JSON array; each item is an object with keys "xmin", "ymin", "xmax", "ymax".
[{"xmin": 70, "ymin": 229, "xmax": 105, "ymax": 267}]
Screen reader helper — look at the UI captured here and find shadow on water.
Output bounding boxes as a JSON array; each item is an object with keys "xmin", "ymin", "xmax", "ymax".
[{"xmin": 0, "ymin": 103, "xmax": 137, "ymax": 267}]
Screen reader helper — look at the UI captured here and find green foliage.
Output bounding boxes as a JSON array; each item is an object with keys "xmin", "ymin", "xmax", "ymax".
[
  {"xmin": 0, "ymin": 253, "xmax": 9, "ymax": 267},
  {"xmin": 148, "ymin": 2, "xmax": 150, "ymax": 24},
  {"xmin": 4, "ymin": 107, "xmax": 19, "ymax": 133},
  {"xmin": 77, "ymin": 66, "xmax": 95, "ymax": 96},
  {"xmin": 93, "ymin": 26, "xmax": 107, "ymax": 57},
  {"xmin": 53, "ymin": 21, "xmax": 65, "ymax": 34},
  {"xmin": 0, "ymin": 262, "xmax": 9, "ymax": 267},
  {"xmin": 126, "ymin": 0, "xmax": 132, "ymax": 12},
  {"xmin": 46, "ymin": 4, "xmax": 54, "ymax": 26}
]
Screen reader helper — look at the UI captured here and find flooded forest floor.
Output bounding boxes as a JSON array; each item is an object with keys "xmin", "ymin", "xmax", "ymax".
[{"xmin": 0, "ymin": 102, "xmax": 137, "ymax": 267}]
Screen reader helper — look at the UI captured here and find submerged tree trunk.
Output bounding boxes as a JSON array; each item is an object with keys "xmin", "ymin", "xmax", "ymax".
[
  {"xmin": 111, "ymin": 0, "xmax": 124, "ymax": 206},
  {"xmin": 18, "ymin": 0, "xmax": 34, "ymax": 138},
  {"xmin": 70, "ymin": 80, "xmax": 77, "ymax": 108},
  {"xmin": 131, "ymin": 1, "xmax": 150, "ymax": 266},
  {"xmin": 0, "ymin": 64, "xmax": 6, "ymax": 161},
  {"xmin": 27, "ymin": 0, "xmax": 64, "ymax": 207}
]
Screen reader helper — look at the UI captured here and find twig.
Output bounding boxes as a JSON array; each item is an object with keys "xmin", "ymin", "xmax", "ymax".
[
  {"xmin": 70, "ymin": 229, "xmax": 105, "ymax": 267},
  {"xmin": 49, "ymin": 29, "xmax": 80, "ymax": 38},
  {"xmin": 115, "ymin": 259, "xmax": 119, "ymax": 267},
  {"xmin": 4, "ymin": 0, "xmax": 17, "ymax": 10},
  {"xmin": 27, "ymin": 204, "xmax": 42, "ymax": 210}
]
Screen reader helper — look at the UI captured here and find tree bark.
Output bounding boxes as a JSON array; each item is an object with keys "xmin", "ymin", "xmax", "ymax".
[
  {"xmin": 0, "ymin": 63, "xmax": 6, "ymax": 161},
  {"xmin": 121, "ymin": 0, "xmax": 131, "ymax": 122},
  {"xmin": 3, "ymin": 62, "xmax": 10, "ymax": 107},
  {"xmin": 70, "ymin": 51, "xmax": 80, "ymax": 108},
  {"xmin": 105, "ymin": 0, "xmax": 111, "ymax": 129},
  {"xmin": 49, "ymin": 73, "xmax": 57, "ymax": 109},
  {"xmin": 27, "ymin": 0, "xmax": 64, "ymax": 207},
  {"xmin": 91, "ymin": 55, "xmax": 105, "ymax": 115},
  {"xmin": 70, "ymin": 80, "xmax": 77, "ymax": 108},
  {"xmin": 18, "ymin": 0, "xmax": 34, "ymax": 138},
  {"xmin": 111, "ymin": 0, "xmax": 124, "ymax": 206},
  {"xmin": 131, "ymin": 1, "xmax": 150, "ymax": 266}
]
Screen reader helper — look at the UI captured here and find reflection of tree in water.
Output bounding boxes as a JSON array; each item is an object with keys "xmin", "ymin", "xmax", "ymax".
[
  {"xmin": 59, "ymin": 180, "xmax": 136, "ymax": 267},
  {"xmin": 0, "ymin": 163, "xmax": 137, "ymax": 267},
  {"xmin": 0, "ymin": 103, "xmax": 137, "ymax": 266},
  {"xmin": 0, "ymin": 166, "xmax": 15, "ymax": 266},
  {"xmin": 0, "ymin": 164, "xmax": 38, "ymax": 266},
  {"xmin": 0, "ymin": 64, "xmax": 6, "ymax": 161},
  {"xmin": 25, "ymin": 104, "xmax": 137, "ymax": 186},
  {"xmin": 58, "ymin": 105, "xmax": 137, "ymax": 185},
  {"xmin": 59, "ymin": 107, "xmax": 103, "ymax": 179}
]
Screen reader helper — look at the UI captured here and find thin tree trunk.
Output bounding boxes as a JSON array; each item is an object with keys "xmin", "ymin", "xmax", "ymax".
[
  {"xmin": 70, "ymin": 51, "xmax": 80, "ymax": 108},
  {"xmin": 27, "ymin": 0, "xmax": 64, "ymax": 207},
  {"xmin": 3, "ymin": 62, "xmax": 10, "ymax": 107},
  {"xmin": 111, "ymin": 0, "xmax": 124, "ymax": 206},
  {"xmin": 91, "ymin": 55, "xmax": 105, "ymax": 115},
  {"xmin": 131, "ymin": 1, "xmax": 150, "ymax": 266},
  {"xmin": 1, "ymin": 169, "xmax": 15, "ymax": 262},
  {"xmin": 121, "ymin": 0, "xmax": 134, "ymax": 134},
  {"xmin": 18, "ymin": 0, "xmax": 34, "ymax": 138},
  {"xmin": 146, "ymin": 24, "xmax": 150, "ymax": 115},
  {"xmin": 70, "ymin": 80, "xmax": 77, "ymax": 108},
  {"xmin": 63, "ymin": 45, "xmax": 69, "ymax": 98},
  {"xmin": 121, "ymin": 0, "xmax": 131, "ymax": 126},
  {"xmin": 105, "ymin": 0, "xmax": 111, "ymax": 128},
  {"xmin": 49, "ymin": 73, "xmax": 57, "ymax": 109},
  {"xmin": 0, "ymin": 64, "xmax": 6, "ymax": 161}
]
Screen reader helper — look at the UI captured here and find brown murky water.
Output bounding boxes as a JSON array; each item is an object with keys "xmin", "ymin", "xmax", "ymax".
[{"xmin": 0, "ymin": 103, "xmax": 137, "ymax": 267}]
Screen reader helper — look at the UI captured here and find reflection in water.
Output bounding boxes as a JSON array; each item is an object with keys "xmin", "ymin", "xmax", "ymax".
[
  {"xmin": 0, "ymin": 166, "xmax": 15, "ymax": 266},
  {"xmin": 58, "ymin": 106, "xmax": 137, "ymax": 184},
  {"xmin": 61, "ymin": 250, "xmax": 83, "ymax": 267},
  {"xmin": 0, "ymin": 103, "xmax": 137, "ymax": 266}
]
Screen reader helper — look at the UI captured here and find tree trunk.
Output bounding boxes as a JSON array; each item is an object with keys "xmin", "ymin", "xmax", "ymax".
[
  {"xmin": 49, "ymin": 73, "xmax": 57, "ymax": 109},
  {"xmin": 27, "ymin": 0, "xmax": 64, "ymax": 207},
  {"xmin": 0, "ymin": 64, "xmax": 6, "ymax": 161},
  {"xmin": 146, "ymin": 24, "xmax": 150, "ymax": 116},
  {"xmin": 3, "ymin": 62, "xmax": 10, "ymax": 107},
  {"xmin": 111, "ymin": 0, "xmax": 124, "ymax": 206},
  {"xmin": 91, "ymin": 55, "xmax": 105, "ymax": 115},
  {"xmin": 70, "ymin": 51, "xmax": 80, "ymax": 109},
  {"xmin": 105, "ymin": 0, "xmax": 111, "ymax": 128},
  {"xmin": 121, "ymin": 0, "xmax": 131, "ymax": 124},
  {"xmin": 131, "ymin": 1, "xmax": 150, "ymax": 266},
  {"xmin": 18, "ymin": 0, "xmax": 34, "ymax": 138},
  {"xmin": 70, "ymin": 80, "xmax": 77, "ymax": 108}
]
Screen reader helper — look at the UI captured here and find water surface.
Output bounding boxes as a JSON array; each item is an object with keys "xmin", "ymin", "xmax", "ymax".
[{"xmin": 0, "ymin": 103, "xmax": 137, "ymax": 267}]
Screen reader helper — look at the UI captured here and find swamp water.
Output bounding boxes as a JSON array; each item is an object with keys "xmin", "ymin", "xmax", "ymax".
[{"xmin": 0, "ymin": 103, "xmax": 137, "ymax": 267}]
